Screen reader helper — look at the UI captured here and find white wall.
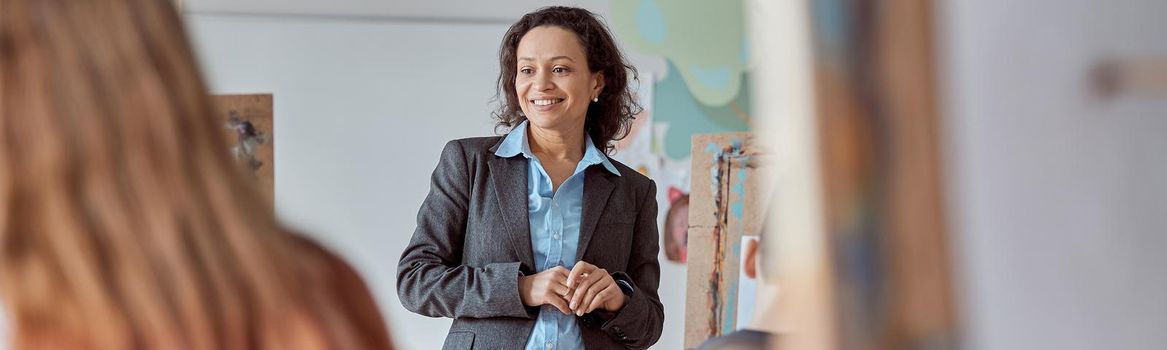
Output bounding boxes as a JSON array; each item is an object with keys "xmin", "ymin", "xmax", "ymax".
[
  {"xmin": 184, "ymin": 6, "xmax": 683, "ymax": 350},
  {"xmin": 938, "ymin": 0, "xmax": 1167, "ymax": 349},
  {"xmin": 185, "ymin": 0, "xmax": 608, "ymax": 22}
]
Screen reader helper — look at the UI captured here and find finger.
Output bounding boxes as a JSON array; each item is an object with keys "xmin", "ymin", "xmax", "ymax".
[
  {"xmin": 545, "ymin": 292, "xmax": 572, "ymax": 314},
  {"xmin": 584, "ymin": 288, "xmax": 609, "ymax": 314},
  {"xmin": 553, "ymin": 281, "xmax": 572, "ymax": 298},
  {"xmin": 549, "ymin": 266, "xmax": 571, "ymax": 279},
  {"xmin": 586, "ymin": 284, "xmax": 620, "ymax": 314},
  {"xmin": 578, "ymin": 278, "xmax": 612, "ymax": 315},
  {"xmin": 570, "ymin": 271, "xmax": 605, "ymax": 310},
  {"xmin": 552, "ymin": 272, "xmax": 572, "ymax": 286},
  {"xmin": 566, "ymin": 262, "xmax": 594, "ymax": 288},
  {"xmin": 569, "ymin": 268, "xmax": 606, "ymax": 308},
  {"xmin": 578, "ymin": 268, "xmax": 608, "ymax": 303},
  {"xmin": 547, "ymin": 267, "xmax": 571, "ymax": 291}
]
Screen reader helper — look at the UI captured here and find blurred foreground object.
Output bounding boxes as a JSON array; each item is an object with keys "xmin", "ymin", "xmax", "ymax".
[
  {"xmin": 808, "ymin": 0, "xmax": 959, "ymax": 347},
  {"xmin": 1092, "ymin": 58, "xmax": 1167, "ymax": 98},
  {"xmin": 747, "ymin": 0, "xmax": 959, "ymax": 348}
]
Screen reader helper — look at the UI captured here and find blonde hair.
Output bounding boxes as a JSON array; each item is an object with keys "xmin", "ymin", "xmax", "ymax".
[{"xmin": 0, "ymin": 0, "xmax": 387, "ymax": 348}]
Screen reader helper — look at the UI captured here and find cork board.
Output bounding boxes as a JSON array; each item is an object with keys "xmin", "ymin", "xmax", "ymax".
[
  {"xmin": 213, "ymin": 94, "xmax": 274, "ymax": 204},
  {"xmin": 684, "ymin": 133, "xmax": 768, "ymax": 349}
]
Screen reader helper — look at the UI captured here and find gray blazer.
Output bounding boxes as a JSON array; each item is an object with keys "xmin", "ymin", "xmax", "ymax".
[{"xmin": 398, "ymin": 137, "xmax": 664, "ymax": 349}]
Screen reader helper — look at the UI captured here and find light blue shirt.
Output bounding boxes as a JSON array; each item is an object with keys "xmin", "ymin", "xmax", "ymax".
[{"xmin": 495, "ymin": 121, "xmax": 620, "ymax": 350}]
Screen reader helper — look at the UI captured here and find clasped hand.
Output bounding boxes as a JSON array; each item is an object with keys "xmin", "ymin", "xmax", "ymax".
[{"xmin": 518, "ymin": 261, "xmax": 626, "ymax": 316}]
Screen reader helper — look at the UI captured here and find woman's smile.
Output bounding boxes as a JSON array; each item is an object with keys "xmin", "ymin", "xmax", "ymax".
[{"xmin": 530, "ymin": 97, "xmax": 566, "ymax": 112}]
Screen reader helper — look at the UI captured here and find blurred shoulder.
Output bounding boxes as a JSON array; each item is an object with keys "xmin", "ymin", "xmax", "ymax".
[
  {"xmin": 285, "ymin": 232, "xmax": 367, "ymax": 292},
  {"xmin": 285, "ymin": 232, "xmax": 395, "ymax": 349}
]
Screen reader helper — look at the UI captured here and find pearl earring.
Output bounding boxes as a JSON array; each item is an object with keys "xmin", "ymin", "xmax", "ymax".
[{"xmin": 592, "ymin": 97, "xmax": 599, "ymax": 102}]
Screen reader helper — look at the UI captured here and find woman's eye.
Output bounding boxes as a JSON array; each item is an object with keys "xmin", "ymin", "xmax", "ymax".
[
  {"xmin": 519, "ymin": 68, "xmax": 533, "ymax": 75},
  {"xmin": 552, "ymin": 67, "xmax": 568, "ymax": 74}
]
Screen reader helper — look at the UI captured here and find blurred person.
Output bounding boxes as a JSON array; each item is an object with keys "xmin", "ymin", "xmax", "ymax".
[
  {"xmin": 663, "ymin": 193, "xmax": 689, "ymax": 263},
  {"xmin": 697, "ymin": 225, "xmax": 780, "ymax": 350},
  {"xmin": 0, "ymin": 0, "xmax": 393, "ymax": 349},
  {"xmin": 397, "ymin": 6, "xmax": 664, "ymax": 350}
]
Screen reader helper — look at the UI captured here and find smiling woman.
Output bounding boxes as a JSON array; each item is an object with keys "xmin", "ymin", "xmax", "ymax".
[
  {"xmin": 396, "ymin": 6, "xmax": 663, "ymax": 350},
  {"xmin": 493, "ymin": 7, "xmax": 642, "ymax": 156},
  {"xmin": 515, "ymin": 26, "xmax": 608, "ymax": 146}
]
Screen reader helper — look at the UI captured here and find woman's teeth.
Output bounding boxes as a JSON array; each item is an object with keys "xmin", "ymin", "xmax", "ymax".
[{"xmin": 533, "ymin": 99, "xmax": 564, "ymax": 106}]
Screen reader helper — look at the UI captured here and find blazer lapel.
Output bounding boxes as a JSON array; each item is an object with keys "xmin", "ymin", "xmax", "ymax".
[
  {"xmin": 487, "ymin": 155, "xmax": 536, "ymax": 271},
  {"xmin": 576, "ymin": 166, "xmax": 615, "ymax": 261}
]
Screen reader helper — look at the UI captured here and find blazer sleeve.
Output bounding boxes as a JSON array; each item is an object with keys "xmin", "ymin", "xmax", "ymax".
[
  {"xmin": 594, "ymin": 180, "xmax": 665, "ymax": 349},
  {"xmin": 396, "ymin": 140, "xmax": 532, "ymax": 319}
]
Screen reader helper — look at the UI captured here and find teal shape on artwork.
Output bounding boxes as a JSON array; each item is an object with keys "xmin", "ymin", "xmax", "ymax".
[
  {"xmin": 730, "ymin": 201, "xmax": 744, "ymax": 220},
  {"xmin": 740, "ymin": 36, "xmax": 750, "ymax": 65},
  {"xmin": 696, "ymin": 72, "xmax": 751, "ymax": 130},
  {"xmin": 731, "ymin": 170, "xmax": 746, "ymax": 219},
  {"xmin": 611, "ymin": 0, "xmax": 747, "ymax": 105},
  {"xmin": 636, "ymin": 0, "xmax": 667, "ymax": 44},
  {"xmin": 723, "ymin": 281, "xmax": 739, "ymax": 334},
  {"xmin": 654, "ymin": 61, "xmax": 750, "ymax": 159},
  {"xmin": 690, "ymin": 64, "xmax": 732, "ymax": 90},
  {"xmin": 704, "ymin": 142, "xmax": 720, "ymax": 154},
  {"xmin": 734, "ymin": 171, "xmax": 747, "ymax": 192}
]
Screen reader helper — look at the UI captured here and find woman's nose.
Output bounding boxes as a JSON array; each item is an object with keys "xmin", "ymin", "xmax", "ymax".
[{"xmin": 532, "ymin": 72, "xmax": 554, "ymax": 91}]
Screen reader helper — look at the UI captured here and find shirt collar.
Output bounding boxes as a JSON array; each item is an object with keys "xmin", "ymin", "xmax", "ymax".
[
  {"xmin": 493, "ymin": 120, "xmax": 530, "ymax": 158},
  {"xmin": 494, "ymin": 120, "xmax": 621, "ymax": 176}
]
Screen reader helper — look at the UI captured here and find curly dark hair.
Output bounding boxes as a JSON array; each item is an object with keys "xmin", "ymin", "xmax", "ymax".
[{"xmin": 494, "ymin": 6, "xmax": 641, "ymax": 155}]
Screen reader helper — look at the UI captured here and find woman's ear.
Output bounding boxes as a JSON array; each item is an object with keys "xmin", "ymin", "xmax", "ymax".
[
  {"xmin": 743, "ymin": 238, "xmax": 759, "ymax": 279},
  {"xmin": 592, "ymin": 71, "xmax": 605, "ymax": 97}
]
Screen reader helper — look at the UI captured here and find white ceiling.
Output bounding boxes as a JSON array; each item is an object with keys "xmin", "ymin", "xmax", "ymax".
[{"xmin": 183, "ymin": 0, "xmax": 612, "ymax": 23}]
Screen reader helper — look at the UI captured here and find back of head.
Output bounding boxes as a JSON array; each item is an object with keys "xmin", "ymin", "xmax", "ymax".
[{"xmin": 0, "ymin": 0, "xmax": 386, "ymax": 348}]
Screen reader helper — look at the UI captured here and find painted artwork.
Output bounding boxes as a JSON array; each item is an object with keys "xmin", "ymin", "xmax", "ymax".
[
  {"xmin": 683, "ymin": 133, "xmax": 767, "ymax": 348},
  {"xmin": 213, "ymin": 94, "xmax": 274, "ymax": 203},
  {"xmin": 608, "ymin": 0, "xmax": 752, "ymax": 264}
]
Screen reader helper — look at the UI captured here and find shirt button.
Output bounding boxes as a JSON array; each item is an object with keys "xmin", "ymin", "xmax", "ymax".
[
  {"xmin": 552, "ymin": 233, "xmax": 560, "ymax": 240},
  {"xmin": 545, "ymin": 341, "xmax": 554, "ymax": 349}
]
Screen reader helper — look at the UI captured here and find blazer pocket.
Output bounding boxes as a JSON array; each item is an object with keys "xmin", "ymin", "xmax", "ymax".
[{"xmin": 442, "ymin": 331, "xmax": 475, "ymax": 350}]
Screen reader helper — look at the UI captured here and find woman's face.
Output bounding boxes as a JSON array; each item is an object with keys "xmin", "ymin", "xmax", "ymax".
[{"xmin": 514, "ymin": 26, "xmax": 603, "ymax": 133}]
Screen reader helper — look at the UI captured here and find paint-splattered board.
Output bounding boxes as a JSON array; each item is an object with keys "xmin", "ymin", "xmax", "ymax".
[
  {"xmin": 683, "ymin": 133, "xmax": 767, "ymax": 349},
  {"xmin": 212, "ymin": 94, "xmax": 274, "ymax": 204}
]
